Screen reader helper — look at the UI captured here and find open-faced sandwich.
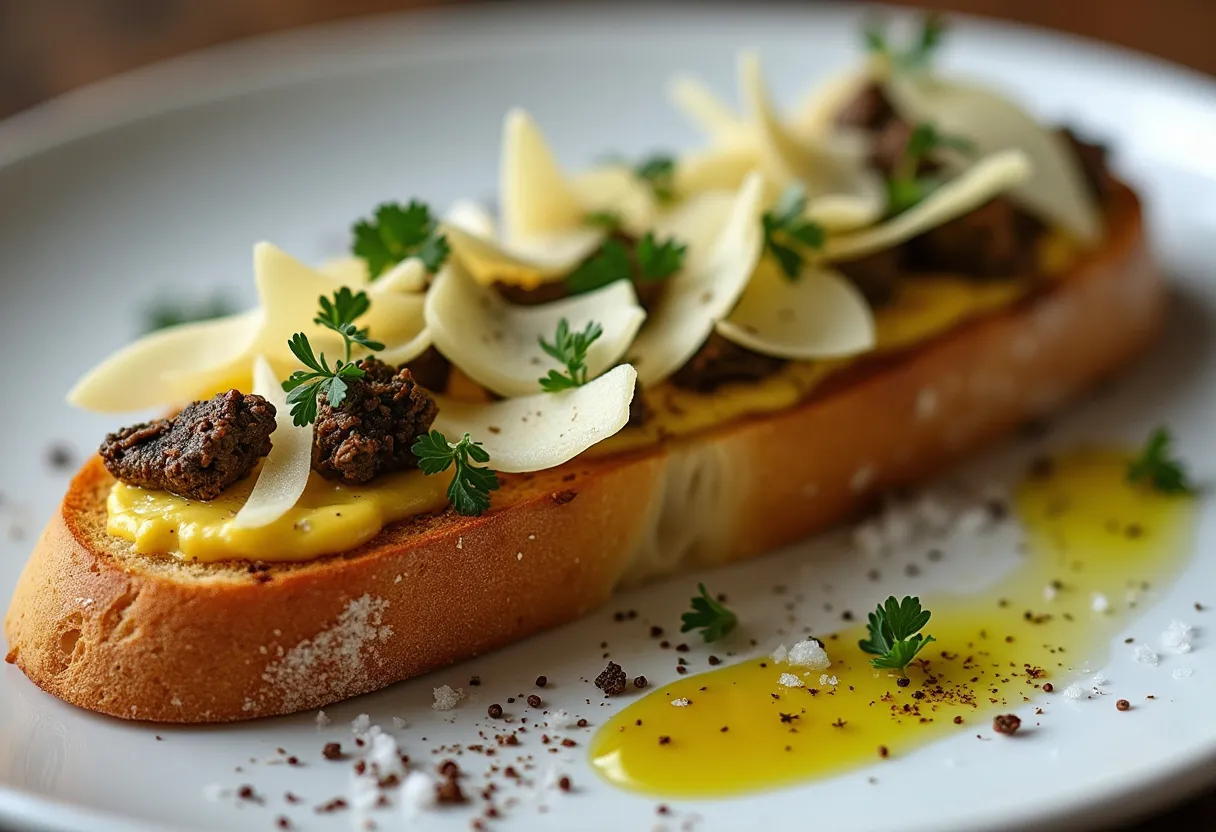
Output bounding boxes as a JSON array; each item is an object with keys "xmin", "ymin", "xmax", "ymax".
[{"xmin": 5, "ymin": 19, "xmax": 1160, "ymax": 722}]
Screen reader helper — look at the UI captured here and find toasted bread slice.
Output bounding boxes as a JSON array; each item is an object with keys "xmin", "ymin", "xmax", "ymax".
[{"xmin": 4, "ymin": 184, "xmax": 1160, "ymax": 723}]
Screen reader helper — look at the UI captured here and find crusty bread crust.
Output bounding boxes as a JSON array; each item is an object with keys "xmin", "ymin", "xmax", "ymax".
[{"xmin": 5, "ymin": 185, "xmax": 1160, "ymax": 723}]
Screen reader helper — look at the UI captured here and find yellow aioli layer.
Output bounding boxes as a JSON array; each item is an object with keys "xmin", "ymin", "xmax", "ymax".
[
  {"xmin": 107, "ymin": 466, "xmax": 452, "ymax": 562},
  {"xmin": 589, "ymin": 451, "xmax": 1197, "ymax": 797}
]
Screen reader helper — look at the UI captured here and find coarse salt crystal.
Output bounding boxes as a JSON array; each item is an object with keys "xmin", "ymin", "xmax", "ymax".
[
  {"xmin": 432, "ymin": 685, "xmax": 464, "ymax": 711},
  {"xmin": 392, "ymin": 717, "xmax": 407, "ymax": 729},
  {"xmin": 1091, "ymin": 593, "xmax": 1110, "ymax": 614},
  {"xmin": 1091, "ymin": 673, "xmax": 1107, "ymax": 686},
  {"xmin": 315, "ymin": 710, "xmax": 331, "ymax": 728},
  {"xmin": 549, "ymin": 709, "xmax": 577, "ymax": 730},
  {"xmin": 1062, "ymin": 684, "xmax": 1084, "ymax": 700},
  {"xmin": 1173, "ymin": 667, "xmax": 1195, "ymax": 679},
  {"xmin": 953, "ymin": 507, "xmax": 988, "ymax": 536},
  {"xmin": 400, "ymin": 771, "xmax": 437, "ymax": 815},
  {"xmin": 1134, "ymin": 645, "xmax": 1160, "ymax": 666},
  {"xmin": 819, "ymin": 674, "xmax": 838, "ymax": 686},
  {"xmin": 1161, "ymin": 620, "xmax": 1194, "ymax": 653},
  {"xmin": 770, "ymin": 644, "xmax": 788, "ymax": 664},
  {"xmin": 787, "ymin": 639, "xmax": 831, "ymax": 670},
  {"xmin": 671, "ymin": 698, "xmax": 691, "ymax": 707},
  {"xmin": 778, "ymin": 673, "xmax": 804, "ymax": 688},
  {"xmin": 351, "ymin": 713, "xmax": 371, "ymax": 734},
  {"xmin": 852, "ymin": 522, "xmax": 886, "ymax": 558}
]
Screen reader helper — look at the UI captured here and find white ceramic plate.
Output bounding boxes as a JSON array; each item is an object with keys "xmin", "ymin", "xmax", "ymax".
[{"xmin": 2, "ymin": 3, "xmax": 1216, "ymax": 831}]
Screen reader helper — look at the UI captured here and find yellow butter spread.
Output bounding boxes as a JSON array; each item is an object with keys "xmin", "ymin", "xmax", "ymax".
[
  {"xmin": 105, "ymin": 232, "xmax": 1077, "ymax": 562},
  {"xmin": 107, "ymin": 466, "xmax": 451, "ymax": 563}
]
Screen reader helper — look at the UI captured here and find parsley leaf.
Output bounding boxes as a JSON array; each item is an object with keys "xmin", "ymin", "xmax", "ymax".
[
  {"xmin": 584, "ymin": 210, "xmax": 624, "ymax": 232},
  {"xmin": 538, "ymin": 318, "xmax": 604, "ymax": 392},
  {"xmin": 410, "ymin": 430, "xmax": 500, "ymax": 516},
  {"xmin": 566, "ymin": 239, "xmax": 633, "ymax": 295},
  {"xmin": 858, "ymin": 595, "xmax": 936, "ymax": 677},
  {"xmin": 680, "ymin": 583, "xmax": 738, "ymax": 643},
  {"xmin": 863, "ymin": 14, "xmax": 947, "ymax": 72},
  {"xmin": 143, "ymin": 293, "xmax": 238, "ymax": 334},
  {"xmin": 885, "ymin": 123, "xmax": 975, "ymax": 216},
  {"xmin": 636, "ymin": 232, "xmax": 687, "ymax": 282},
  {"xmin": 280, "ymin": 289, "xmax": 382, "ymax": 427},
  {"xmin": 762, "ymin": 185, "xmax": 825, "ymax": 280},
  {"xmin": 1128, "ymin": 427, "xmax": 1195, "ymax": 495},
  {"xmin": 634, "ymin": 154, "xmax": 677, "ymax": 202},
  {"xmin": 352, "ymin": 200, "xmax": 450, "ymax": 279}
]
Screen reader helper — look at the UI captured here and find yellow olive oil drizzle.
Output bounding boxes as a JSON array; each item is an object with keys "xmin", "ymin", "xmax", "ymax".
[{"xmin": 589, "ymin": 450, "xmax": 1197, "ymax": 797}]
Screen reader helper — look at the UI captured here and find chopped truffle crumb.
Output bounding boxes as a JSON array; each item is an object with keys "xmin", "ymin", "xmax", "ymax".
[
  {"xmin": 487, "ymin": 704, "xmax": 503, "ymax": 719},
  {"xmin": 1116, "ymin": 699, "xmax": 1131, "ymax": 711},
  {"xmin": 595, "ymin": 662, "xmax": 627, "ymax": 696}
]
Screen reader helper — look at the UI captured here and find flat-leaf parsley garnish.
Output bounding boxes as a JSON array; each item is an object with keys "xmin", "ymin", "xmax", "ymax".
[
  {"xmin": 762, "ymin": 184, "xmax": 825, "ymax": 280},
  {"xmin": 680, "ymin": 583, "xmax": 738, "ymax": 643},
  {"xmin": 886, "ymin": 122, "xmax": 974, "ymax": 216},
  {"xmin": 634, "ymin": 154, "xmax": 677, "ymax": 202},
  {"xmin": 859, "ymin": 595, "xmax": 936, "ymax": 677},
  {"xmin": 1128, "ymin": 427, "xmax": 1194, "ymax": 495},
  {"xmin": 411, "ymin": 430, "xmax": 500, "ymax": 516},
  {"xmin": 863, "ymin": 13, "xmax": 946, "ymax": 72},
  {"xmin": 538, "ymin": 318, "xmax": 603, "ymax": 392},
  {"xmin": 352, "ymin": 200, "xmax": 450, "ymax": 279},
  {"xmin": 566, "ymin": 234, "xmax": 687, "ymax": 294},
  {"xmin": 281, "ymin": 288, "xmax": 384, "ymax": 427}
]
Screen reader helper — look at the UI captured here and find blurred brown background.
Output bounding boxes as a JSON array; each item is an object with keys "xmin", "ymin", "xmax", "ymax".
[{"xmin": 0, "ymin": 0, "xmax": 1214, "ymax": 829}]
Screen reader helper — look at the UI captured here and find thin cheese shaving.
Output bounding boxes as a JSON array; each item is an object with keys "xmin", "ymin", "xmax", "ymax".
[
  {"xmin": 717, "ymin": 260, "xmax": 875, "ymax": 360},
  {"xmin": 67, "ymin": 311, "xmax": 259, "ymax": 412},
  {"xmin": 431, "ymin": 364, "xmax": 637, "ymax": 473},
  {"xmin": 443, "ymin": 110, "xmax": 617, "ymax": 288},
  {"xmin": 629, "ymin": 172, "xmax": 766, "ymax": 385},
  {"xmin": 739, "ymin": 52, "xmax": 886, "ymax": 231},
  {"xmin": 823, "ymin": 149, "xmax": 1032, "ymax": 262},
  {"xmin": 424, "ymin": 262, "xmax": 645, "ymax": 397},
  {"xmin": 886, "ymin": 74, "xmax": 1101, "ymax": 242},
  {"xmin": 69, "ymin": 242, "xmax": 429, "ymax": 412},
  {"xmin": 572, "ymin": 166, "xmax": 657, "ymax": 237},
  {"xmin": 668, "ymin": 74, "xmax": 751, "ymax": 145},
  {"xmin": 232, "ymin": 356, "xmax": 314, "ymax": 529}
]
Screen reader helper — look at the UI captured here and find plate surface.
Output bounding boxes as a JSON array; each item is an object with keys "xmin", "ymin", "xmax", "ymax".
[{"xmin": 1, "ymin": 3, "xmax": 1215, "ymax": 831}]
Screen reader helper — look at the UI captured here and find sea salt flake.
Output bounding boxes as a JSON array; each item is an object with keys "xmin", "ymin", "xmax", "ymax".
[
  {"xmin": 432, "ymin": 685, "xmax": 465, "ymax": 711},
  {"xmin": 787, "ymin": 639, "xmax": 831, "ymax": 670},
  {"xmin": 392, "ymin": 717, "xmax": 408, "ymax": 729},
  {"xmin": 1062, "ymin": 683, "xmax": 1084, "ymax": 700},
  {"xmin": 1173, "ymin": 667, "xmax": 1195, "ymax": 679},
  {"xmin": 1161, "ymin": 620, "xmax": 1194, "ymax": 653},
  {"xmin": 315, "ymin": 710, "xmax": 331, "ymax": 728},
  {"xmin": 671, "ymin": 698, "xmax": 691, "ymax": 707},
  {"xmin": 549, "ymin": 709, "xmax": 577, "ymax": 730},
  {"xmin": 1134, "ymin": 645, "xmax": 1160, "ymax": 666},
  {"xmin": 351, "ymin": 713, "xmax": 371, "ymax": 734},
  {"xmin": 1042, "ymin": 584, "xmax": 1058, "ymax": 602},
  {"xmin": 778, "ymin": 673, "xmax": 804, "ymax": 688},
  {"xmin": 1091, "ymin": 673, "xmax": 1107, "ymax": 686},
  {"xmin": 819, "ymin": 674, "xmax": 838, "ymax": 686},
  {"xmin": 1091, "ymin": 593, "xmax": 1110, "ymax": 614},
  {"xmin": 770, "ymin": 644, "xmax": 788, "ymax": 664},
  {"xmin": 400, "ymin": 771, "xmax": 437, "ymax": 816}
]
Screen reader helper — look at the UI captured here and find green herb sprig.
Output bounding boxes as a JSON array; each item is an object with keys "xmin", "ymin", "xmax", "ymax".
[
  {"xmin": 1128, "ymin": 427, "xmax": 1195, "ymax": 495},
  {"xmin": 352, "ymin": 200, "xmax": 450, "ymax": 279},
  {"xmin": 762, "ymin": 185, "xmax": 825, "ymax": 280},
  {"xmin": 538, "ymin": 318, "xmax": 604, "ymax": 392},
  {"xmin": 859, "ymin": 595, "xmax": 936, "ymax": 677},
  {"xmin": 886, "ymin": 123, "xmax": 975, "ymax": 216},
  {"xmin": 281, "ymin": 288, "xmax": 384, "ymax": 427},
  {"xmin": 411, "ymin": 430, "xmax": 500, "ymax": 516},
  {"xmin": 566, "ymin": 234, "xmax": 687, "ymax": 295},
  {"xmin": 634, "ymin": 154, "xmax": 677, "ymax": 202},
  {"xmin": 680, "ymin": 583, "xmax": 738, "ymax": 643},
  {"xmin": 863, "ymin": 14, "xmax": 947, "ymax": 72}
]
